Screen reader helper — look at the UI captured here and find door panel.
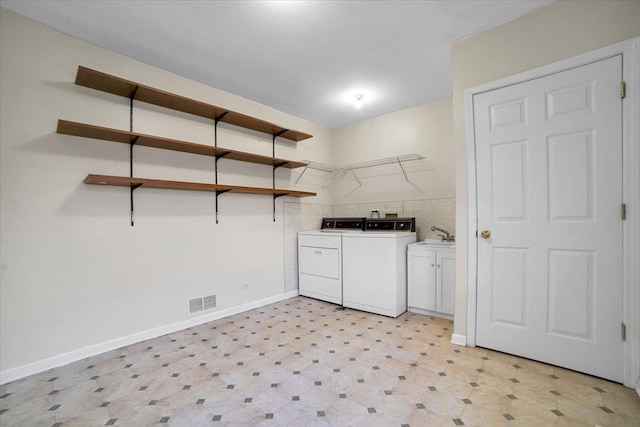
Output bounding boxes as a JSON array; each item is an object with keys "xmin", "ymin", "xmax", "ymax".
[
  {"xmin": 548, "ymin": 249, "xmax": 594, "ymax": 340},
  {"xmin": 547, "ymin": 130, "xmax": 594, "ymax": 221},
  {"xmin": 546, "ymin": 81, "xmax": 594, "ymax": 119},
  {"xmin": 490, "ymin": 97, "xmax": 527, "ymax": 130},
  {"xmin": 491, "ymin": 140, "xmax": 528, "ymax": 221},
  {"xmin": 474, "ymin": 55, "xmax": 623, "ymax": 382},
  {"xmin": 491, "ymin": 247, "xmax": 528, "ymax": 328}
]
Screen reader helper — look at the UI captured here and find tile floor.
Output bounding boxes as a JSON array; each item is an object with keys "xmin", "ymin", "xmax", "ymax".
[{"xmin": 1, "ymin": 296, "xmax": 639, "ymax": 426}]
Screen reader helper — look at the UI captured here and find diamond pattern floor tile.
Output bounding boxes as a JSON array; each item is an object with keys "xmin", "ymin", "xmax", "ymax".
[{"xmin": 1, "ymin": 296, "xmax": 639, "ymax": 426}]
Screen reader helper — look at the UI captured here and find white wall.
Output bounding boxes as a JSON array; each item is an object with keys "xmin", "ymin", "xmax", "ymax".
[
  {"xmin": 0, "ymin": 9, "xmax": 332, "ymax": 374},
  {"xmin": 451, "ymin": 0, "xmax": 640, "ymax": 338},
  {"xmin": 331, "ymin": 97, "xmax": 454, "ymax": 204}
]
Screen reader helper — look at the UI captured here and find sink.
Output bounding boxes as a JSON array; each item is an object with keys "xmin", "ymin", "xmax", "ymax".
[{"xmin": 416, "ymin": 239, "xmax": 456, "ymax": 247}]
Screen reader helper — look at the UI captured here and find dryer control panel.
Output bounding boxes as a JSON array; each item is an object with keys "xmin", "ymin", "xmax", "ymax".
[{"xmin": 365, "ymin": 218, "xmax": 415, "ymax": 232}]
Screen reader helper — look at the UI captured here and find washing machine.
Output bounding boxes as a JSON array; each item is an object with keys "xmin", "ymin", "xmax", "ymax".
[
  {"xmin": 297, "ymin": 218, "xmax": 365, "ymax": 305},
  {"xmin": 342, "ymin": 218, "xmax": 416, "ymax": 317}
]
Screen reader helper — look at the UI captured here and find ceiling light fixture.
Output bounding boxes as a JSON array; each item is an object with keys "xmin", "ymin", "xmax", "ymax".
[{"xmin": 353, "ymin": 94, "xmax": 364, "ymax": 109}]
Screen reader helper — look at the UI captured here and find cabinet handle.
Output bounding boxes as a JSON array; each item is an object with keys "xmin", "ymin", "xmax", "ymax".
[
  {"xmin": 437, "ymin": 264, "xmax": 441, "ymax": 268},
  {"xmin": 314, "ymin": 250, "xmax": 322, "ymax": 255},
  {"xmin": 431, "ymin": 264, "xmax": 435, "ymax": 267}
]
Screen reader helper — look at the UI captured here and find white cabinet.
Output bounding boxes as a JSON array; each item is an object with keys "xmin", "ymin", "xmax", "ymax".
[
  {"xmin": 408, "ymin": 250, "xmax": 436, "ymax": 311},
  {"xmin": 408, "ymin": 242, "xmax": 455, "ymax": 319},
  {"xmin": 436, "ymin": 251, "xmax": 455, "ymax": 315}
]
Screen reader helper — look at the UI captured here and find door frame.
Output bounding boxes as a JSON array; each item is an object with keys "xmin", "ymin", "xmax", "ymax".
[{"xmin": 464, "ymin": 37, "xmax": 640, "ymax": 389}]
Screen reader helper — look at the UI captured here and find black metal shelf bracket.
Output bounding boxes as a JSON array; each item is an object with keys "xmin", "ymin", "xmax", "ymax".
[
  {"xmin": 214, "ymin": 112, "xmax": 229, "ymax": 148},
  {"xmin": 212, "ymin": 113, "xmax": 230, "ymax": 224},
  {"xmin": 129, "ymin": 136, "xmax": 139, "ymax": 176},
  {"xmin": 215, "ymin": 152, "xmax": 230, "ymax": 184},
  {"xmin": 272, "ymin": 129, "xmax": 288, "ymax": 158},
  {"xmin": 271, "ymin": 162, "xmax": 289, "ymax": 222},
  {"xmin": 271, "ymin": 130, "xmax": 289, "ymax": 222},
  {"xmin": 273, "ymin": 193, "xmax": 289, "ymax": 222},
  {"xmin": 129, "ymin": 86, "xmax": 139, "ymax": 132},
  {"xmin": 272, "ymin": 161, "xmax": 288, "ymax": 196},
  {"xmin": 127, "ymin": 87, "xmax": 141, "ymax": 226},
  {"xmin": 129, "ymin": 183, "xmax": 142, "ymax": 226},
  {"xmin": 273, "ymin": 161, "xmax": 289, "ymax": 169},
  {"xmin": 215, "ymin": 189, "xmax": 231, "ymax": 224},
  {"xmin": 128, "ymin": 136, "xmax": 140, "ymax": 227}
]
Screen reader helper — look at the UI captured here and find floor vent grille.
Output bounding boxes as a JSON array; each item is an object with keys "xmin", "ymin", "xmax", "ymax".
[{"xmin": 188, "ymin": 294, "xmax": 216, "ymax": 315}]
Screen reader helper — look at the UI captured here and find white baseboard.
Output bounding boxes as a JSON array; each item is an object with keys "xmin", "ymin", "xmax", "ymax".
[
  {"xmin": 450, "ymin": 333, "xmax": 467, "ymax": 346},
  {"xmin": 407, "ymin": 307, "xmax": 454, "ymax": 321},
  {"xmin": 0, "ymin": 289, "xmax": 300, "ymax": 385}
]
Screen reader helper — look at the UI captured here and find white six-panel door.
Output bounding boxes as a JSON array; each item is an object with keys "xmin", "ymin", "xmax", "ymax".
[{"xmin": 474, "ymin": 56, "xmax": 623, "ymax": 382}]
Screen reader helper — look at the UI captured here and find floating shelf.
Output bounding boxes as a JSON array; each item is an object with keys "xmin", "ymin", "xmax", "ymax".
[
  {"xmin": 85, "ymin": 174, "xmax": 316, "ymax": 198},
  {"xmin": 57, "ymin": 120, "xmax": 308, "ymax": 169},
  {"xmin": 75, "ymin": 66, "xmax": 312, "ymax": 142}
]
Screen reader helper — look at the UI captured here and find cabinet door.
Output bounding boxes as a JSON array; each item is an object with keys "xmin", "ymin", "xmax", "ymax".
[
  {"xmin": 436, "ymin": 251, "xmax": 456, "ymax": 315},
  {"xmin": 408, "ymin": 250, "xmax": 436, "ymax": 311}
]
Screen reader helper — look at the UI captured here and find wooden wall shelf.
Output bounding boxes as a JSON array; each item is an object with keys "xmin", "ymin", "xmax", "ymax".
[
  {"xmin": 75, "ymin": 66, "xmax": 312, "ymax": 142},
  {"xmin": 85, "ymin": 174, "xmax": 316, "ymax": 198},
  {"xmin": 64, "ymin": 65, "xmax": 315, "ymax": 225},
  {"xmin": 58, "ymin": 120, "xmax": 308, "ymax": 169}
]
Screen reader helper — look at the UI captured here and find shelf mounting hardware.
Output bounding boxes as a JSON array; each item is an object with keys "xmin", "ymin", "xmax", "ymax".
[
  {"xmin": 129, "ymin": 136, "xmax": 139, "ymax": 177},
  {"xmin": 215, "ymin": 189, "xmax": 231, "ymax": 224},
  {"xmin": 294, "ymin": 165, "xmax": 309, "ymax": 184},
  {"xmin": 215, "ymin": 151, "xmax": 231, "ymax": 183},
  {"xmin": 272, "ymin": 160, "xmax": 289, "ymax": 222},
  {"xmin": 271, "ymin": 130, "xmax": 288, "ymax": 222},
  {"xmin": 214, "ymin": 152, "xmax": 231, "ymax": 224},
  {"xmin": 129, "ymin": 85, "xmax": 139, "ymax": 132},
  {"xmin": 128, "ymin": 133, "xmax": 140, "ymax": 226},
  {"xmin": 397, "ymin": 156, "xmax": 409, "ymax": 181},
  {"xmin": 272, "ymin": 129, "xmax": 288, "ymax": 158},
  {"xmin": 349, "ymin": 166, "xmax": 362, "ymax": 187},
  {"xmin": 215, "ymin": 151, "xmax": 231, "ymax": 188},
  {"xmin": 273, "ymin": 193, "xmax": 289, "ymax": 222},
  {"xmin": 272, "ymin": 161, "xmax": 289, "ymax": 189},
  {"xmin": 212, "ymin": 112, "xmax": 230, "ymax": 223},
  {"xmin": 214, "ymin": 112, "xmax": 229, "ymax": 148},
  {"xmin": 129, "ymin": 183, "xmax": 142, "ymax": 227},
  {"xmin": 295, "ymin": 161, "xmax": 336, "ymax": 185},
  {"xmin": 126, "ymin": 85, "xmax": 141, "ymax": 226}
]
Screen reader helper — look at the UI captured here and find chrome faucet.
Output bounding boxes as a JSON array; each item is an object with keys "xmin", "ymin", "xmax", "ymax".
[{"xmin": 431, "ymin": 225, "xmax": 454, "ymax": 242}]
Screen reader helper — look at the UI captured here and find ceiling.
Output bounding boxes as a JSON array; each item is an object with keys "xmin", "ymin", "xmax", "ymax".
[{"xmin": 1, "ymin": 0, "xmax": 552, "ymax": 129}]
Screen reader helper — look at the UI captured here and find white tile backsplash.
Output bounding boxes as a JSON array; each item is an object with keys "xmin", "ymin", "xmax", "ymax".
[
  {"xmin": 332, "ymin": 201, "xmax": 404, "ymax": 219},
  {"xmin": 403, "ymin": 198, "xmax": 456, "ymax": 241}
]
